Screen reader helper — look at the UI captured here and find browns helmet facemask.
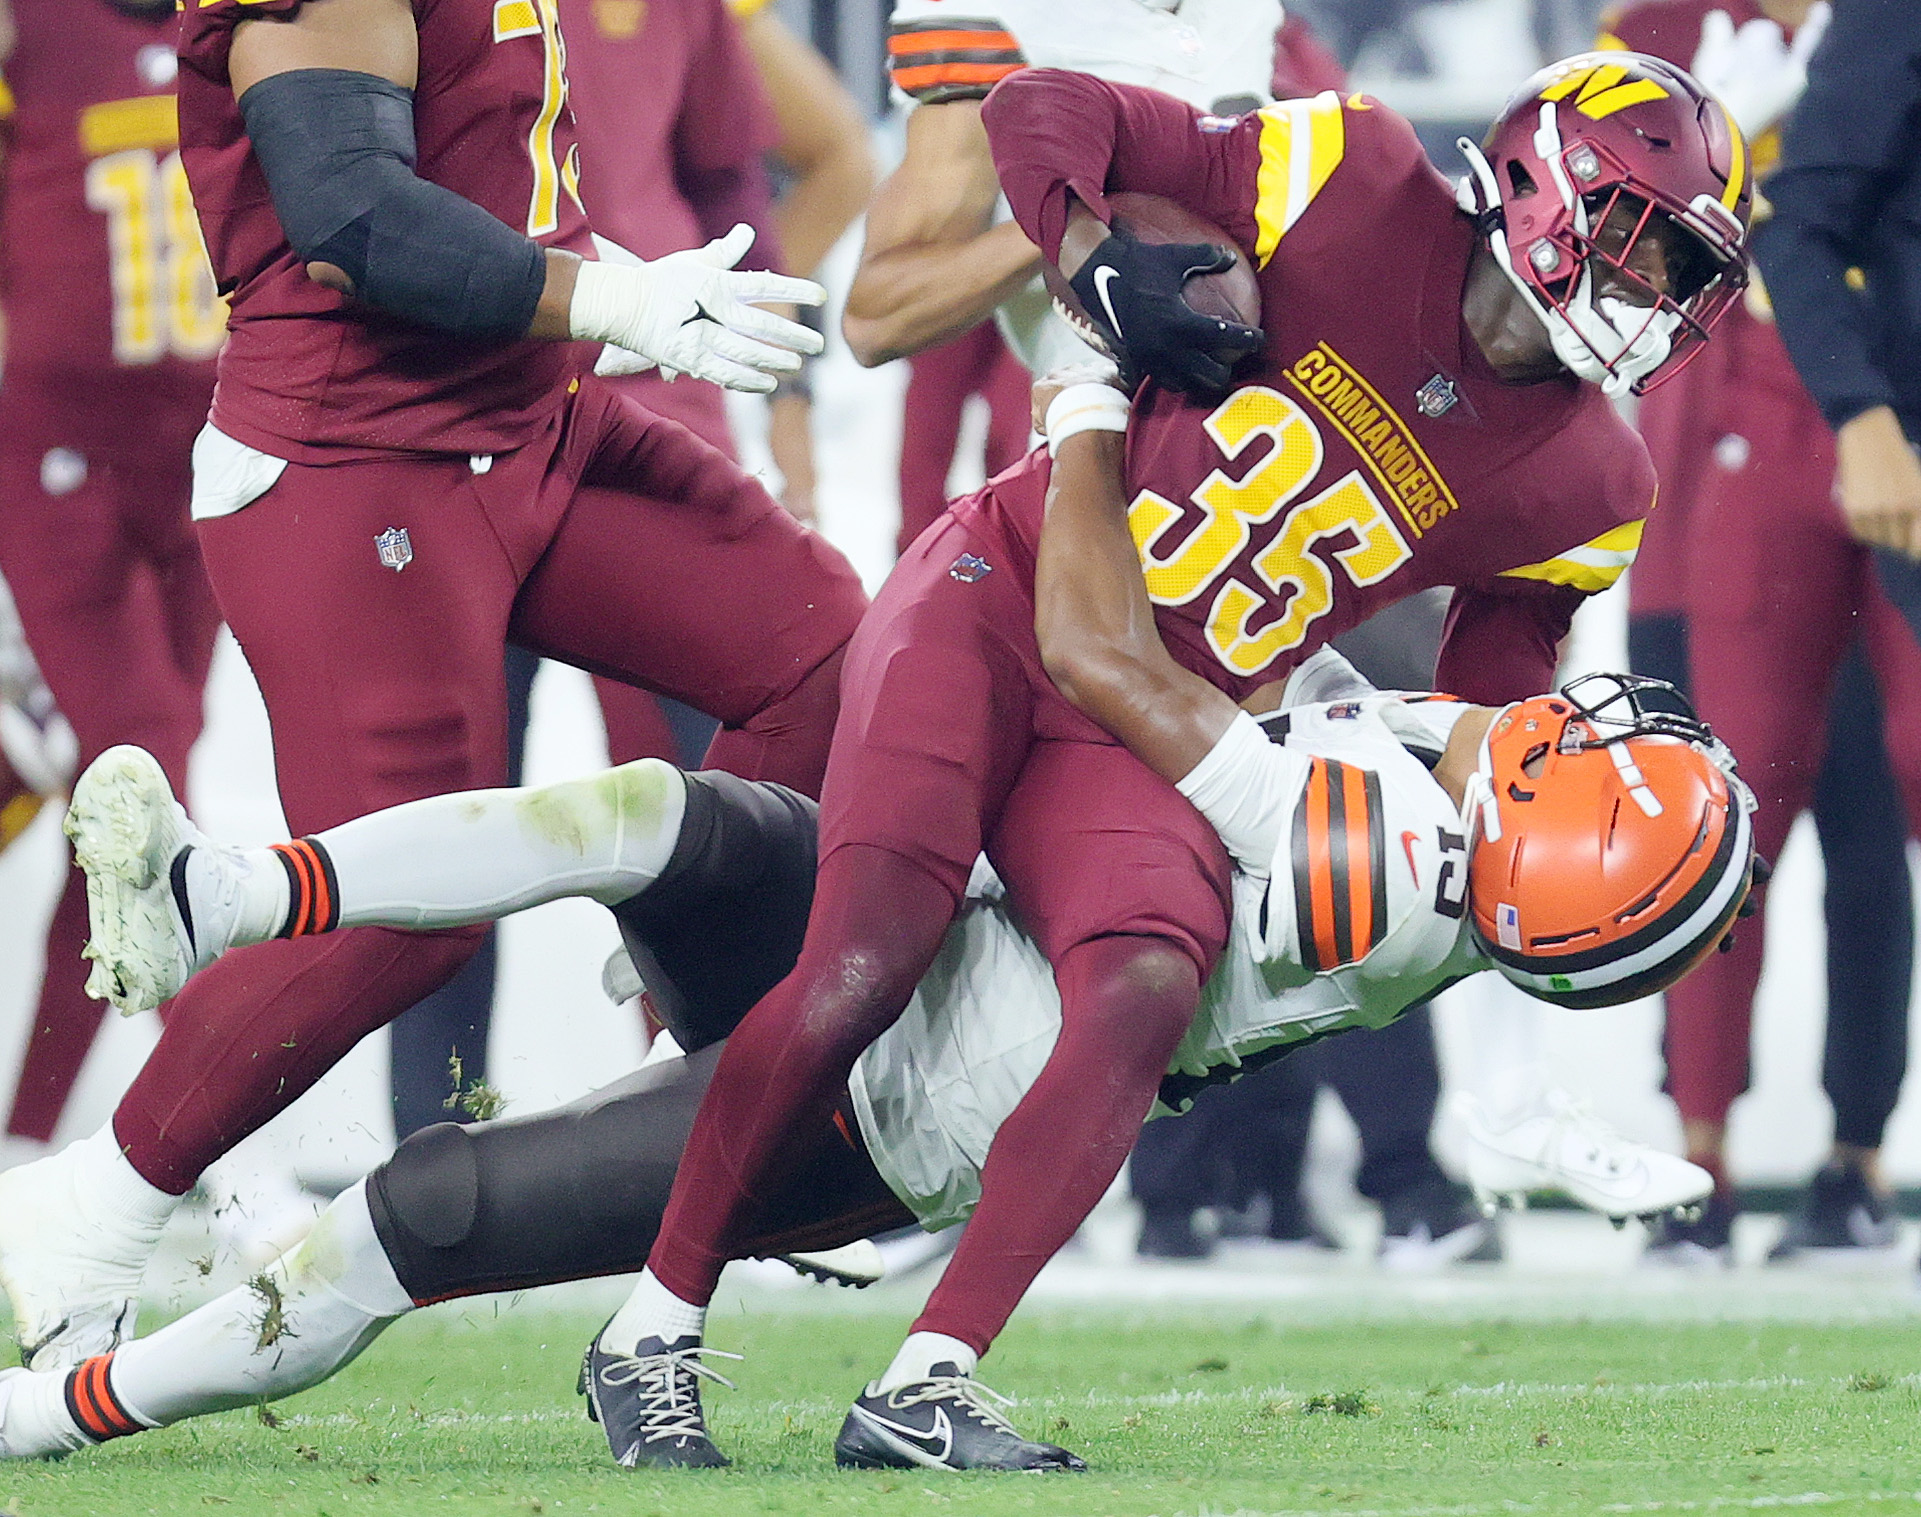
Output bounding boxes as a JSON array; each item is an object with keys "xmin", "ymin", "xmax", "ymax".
[{"xmin": 1463, "ymin": 673, "xmax": 1756, "ymax": 1009}]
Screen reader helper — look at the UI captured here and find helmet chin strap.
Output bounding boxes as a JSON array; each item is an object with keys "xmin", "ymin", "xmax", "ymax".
[
  {"xmin": 1457, "ymin": 114, "xmax": 1681, "ymax": 399},
  {"xmin": 1460, "ymin": 702, "xmax": 1517, "ymax": 847}
]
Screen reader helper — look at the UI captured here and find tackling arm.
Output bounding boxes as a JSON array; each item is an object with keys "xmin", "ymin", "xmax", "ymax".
[
  {"xmin": 842, "ymin": 101, "xmax": 1041, "ymax": 367},
  {"xmin": 1034, "ymin": 390, "xmax": 1241, "ymax": 786},
  {"xmin": 225, "ymin": 0, "xmax": 821, "ymax": 390}
]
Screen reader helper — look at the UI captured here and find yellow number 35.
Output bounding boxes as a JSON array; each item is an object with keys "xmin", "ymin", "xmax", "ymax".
[{"xmin": 1127, "ymin": 387, "xmax": 1413, "ymax": 678}]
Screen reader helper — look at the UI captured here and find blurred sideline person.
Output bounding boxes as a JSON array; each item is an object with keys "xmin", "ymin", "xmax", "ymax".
[
  {"xmin": 388, "ymin": 0, "xmax": 875, "ymax": 1141},
  {"xmin": 1605, "ymin": 0, "xmax": 1921, "ymax": 1264},
  {"xmin": 0, "ymin": 0, "xmax": 860, "ymax": 1381},
  {"xmin": 0, "ymin": 0, "xmax": 222, "ymax": 1156},
  {"xmin": 1755, "ymin": 0, "xmax": 1921, "ymax": 1268}
]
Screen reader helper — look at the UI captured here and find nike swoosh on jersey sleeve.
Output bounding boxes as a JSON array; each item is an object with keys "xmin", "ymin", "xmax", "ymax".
[
  {"xmin": 1290, "ymin": 757, "xmax": 1388, "ymax": 971},
  {"xmin": 1249, "ymin": 91, "xmax": 1347, "ymax": 268},
  {"xmin": 888, "ymin": 12, "xmax": 1026, "ymax": 104},
  {"xmin": 1497, "ymin": 517, "xmax": 1646, "ymax": 594}
]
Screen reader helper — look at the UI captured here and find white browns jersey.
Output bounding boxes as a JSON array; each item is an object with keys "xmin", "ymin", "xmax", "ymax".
[
  {"xmin": 849, "ymin": 691, "xmax": 1490, "ymax": 1231},
  {"xmin": 886, "ymin": 0, "xmax": 1284, "ymax": 375}
]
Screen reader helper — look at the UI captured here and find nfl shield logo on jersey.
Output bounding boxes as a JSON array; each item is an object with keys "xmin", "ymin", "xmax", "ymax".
[
  {"xmin": 1415, "ymin": 374, "xmax": 1459, "ymax": 418},
  {"xmin": 375, "ymin": 527, "xmax": 414, "ymax": 573},
  {"xmin": 949, "ymin": 553, "xmax": 993, "ymax": 583}
]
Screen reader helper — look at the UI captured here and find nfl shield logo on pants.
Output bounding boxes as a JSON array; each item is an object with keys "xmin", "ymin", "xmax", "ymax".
[{"xmin": 375, "ymin": 527, "xmax": 414, "ymax": 573}]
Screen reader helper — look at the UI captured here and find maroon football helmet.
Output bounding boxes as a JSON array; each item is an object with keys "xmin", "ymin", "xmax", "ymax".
[{"xmin": 1456, "ymin": 51, "xmax": 1751, "ymax": 396}]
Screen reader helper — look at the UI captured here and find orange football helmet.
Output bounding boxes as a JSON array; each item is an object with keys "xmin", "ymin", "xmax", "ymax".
[{"xmin": 1463, "ymin": 674, "xmax": 1755, "ymax": 1009}]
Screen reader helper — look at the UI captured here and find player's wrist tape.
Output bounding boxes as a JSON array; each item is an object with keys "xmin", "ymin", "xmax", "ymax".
[
  {"xmin": 1177, "ymin": 709, "xmax": 1284, "ymax": 875},
  {"xmin": 1044, "ymin": 383, "xmax": 1130, "ymax": 454},
  {"xmin": 239, "ymin": 69, "xmax": 547, "ymax": 338}
]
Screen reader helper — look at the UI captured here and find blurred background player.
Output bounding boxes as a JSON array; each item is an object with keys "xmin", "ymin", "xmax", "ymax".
[
  {"xmin": 1604, "ymin": 0, "xmax": 1921, "ymax": 1266},
  {"xmin": 1751, "ymin": 0, "xmax": 1921, "ymax": 1265},
  {"xmin": 386, "ymin": 0, "xmax": 876, "ymax": 1143},
  {"xmin": 0, "ymin": 0, "xmax": 223, "ymax": 1159}
]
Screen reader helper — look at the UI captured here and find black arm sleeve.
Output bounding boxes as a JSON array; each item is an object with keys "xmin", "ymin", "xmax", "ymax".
[
  {"xmin": 237, "ymin": 67, "xmax": 549, "ymax": 338},
  {"xmin": 1752, "ymin": 0, "xmax": 1921, "ymax": 432}
]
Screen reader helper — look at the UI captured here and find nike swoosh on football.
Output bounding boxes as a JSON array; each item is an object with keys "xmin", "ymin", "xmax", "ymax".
[
  {"xmin": 859, "ymin": 1404, "xmax": 954, "ymax": 1463},
  {"xmin": 1093, "ymin": 265, "xmax": 1126, "ymax": 341}
]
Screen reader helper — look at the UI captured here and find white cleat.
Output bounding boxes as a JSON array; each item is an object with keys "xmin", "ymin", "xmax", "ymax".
[
  {"xmin": 65, "ymin": 745, "xmax": 206, "ymax": 1015},
  {"xmin": 0, "ymin": 1146, "xmax": 166, "ymax": 1373},
  {"xmin": 1454, "ymin": 1090, "xmax": 1713, "ymax": 1223},
  {"xmin": 773, "ymin": 1239, "xmax": 885, "ymax": 1289}
]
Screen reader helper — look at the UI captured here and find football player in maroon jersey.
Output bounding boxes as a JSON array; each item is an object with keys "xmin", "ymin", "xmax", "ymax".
[
  {"xmin": 0, "ymin": 0, "xmax": 866, "ymax": 1376},
  {"xmin": 0, "ymin": 0, "xmax": 225, "ymax": 1153},
  {"xmin": 581, "ymin": 52, "xmax": 1754, "ymax": 1469}
]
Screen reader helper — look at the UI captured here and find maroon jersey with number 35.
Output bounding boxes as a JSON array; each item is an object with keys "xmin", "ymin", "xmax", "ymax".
[
  {"xmin": 0, "ymin": 0, "xmax": 221, "ymax": 421},
  {"xmin": 176, "ymin": 0, "xmax": 597, "ymax": 462},
  {"xmin": 984, "ymin": 70, "xmax": 1658, "ymax": 706}
]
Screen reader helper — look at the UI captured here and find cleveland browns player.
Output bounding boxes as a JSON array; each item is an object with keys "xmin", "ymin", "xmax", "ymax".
[{"xmin": 0, "ymin": 0, "xmax": 867, "ymax": 1379}]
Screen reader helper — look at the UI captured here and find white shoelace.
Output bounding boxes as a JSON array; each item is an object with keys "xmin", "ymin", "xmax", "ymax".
[
  {"xmin": 597, "ymin": 1345, "xmax": 742, "ymax": 1445},
  {"xmin": 884, "ymin": 1375, "xmax": 1020, "ymax": 1436}
]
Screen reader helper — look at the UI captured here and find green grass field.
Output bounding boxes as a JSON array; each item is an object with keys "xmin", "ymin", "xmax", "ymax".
[{"xmin": 4, "ymin": 1300, "xmax": 1920, "ymax": 1517}]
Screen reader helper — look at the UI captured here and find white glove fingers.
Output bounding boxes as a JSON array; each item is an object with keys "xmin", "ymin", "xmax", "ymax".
[
  {"xmin": 1788, "ymin": 2, "xmax": 1831, "ymax": 65},
  {"xmin": 697, "ymin": 223, "xmax": 758, "ymax": 270},
  {"xmin": 685, "ymin": 351, "xmax": 779, "ymax": 393},
  {"xmin": 726, "ymin": 272, "xmax": 828, "ymax": 310},
  {"xmin": 703, "ymin": 324, "xmax": 805, "ymax": 375},
  {"xmin": 712, "ymin": 301, "xmax": 825, "ymax": 356}
]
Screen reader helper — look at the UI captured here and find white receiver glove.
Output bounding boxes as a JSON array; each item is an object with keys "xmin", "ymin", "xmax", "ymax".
[
  {"xmin": 572, "ymin": 223, "xmax": 825, "ymax": 394},
  {"xmin": 1691, "ymin": 4, "xmax": 1831, "ymax": 141}
]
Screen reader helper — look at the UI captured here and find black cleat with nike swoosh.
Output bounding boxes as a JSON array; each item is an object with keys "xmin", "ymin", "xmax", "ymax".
[
  {"xmin": 833, "ymin": 1364, "xmax": 1087, "ymax": 1472},
  {"xmin": 579, "ymin": 1327, "xmax": 740, "ymax": 1470}
]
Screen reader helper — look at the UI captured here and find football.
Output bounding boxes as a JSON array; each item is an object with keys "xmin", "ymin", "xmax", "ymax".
[{"xmin": 1042, "ymin": 191, "xmax": 1262, "ymax": 364}]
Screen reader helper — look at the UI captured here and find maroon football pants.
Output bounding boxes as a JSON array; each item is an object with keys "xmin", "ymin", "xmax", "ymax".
[
  {"xmin": 111, "ymin": 379, "xmax": 866, "ymax": 1193},
  {"xmin": 646, "ymin": 492, "xmax": 1231, "ymax": 1354},
  {"xmin": 1662, "ymin": 380, "xmax": 1921, "ymax": 1132},
  {"xmin": 0, "ymin": 394, "xmax": 219, "ymax": 1144}
]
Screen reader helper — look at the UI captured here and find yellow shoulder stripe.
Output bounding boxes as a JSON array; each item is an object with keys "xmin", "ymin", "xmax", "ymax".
[
  {"xmin": 1498, "ymin": 517, "xmax": 1644, "ymax": 594},
  {"xmin": 0, "ymin": 78, "xmax": 14, "ymax": 121},
  {"xmin": 729, "ymin": 0, "xmax": 774, "ymax": 14},
  {"xmin": 1593, "ymin": 29, "xmax": 1629, "ymax": 50},
  {"xmin": 1251, "ymin": 90, "xmax": 1345, "ymax": 269}
]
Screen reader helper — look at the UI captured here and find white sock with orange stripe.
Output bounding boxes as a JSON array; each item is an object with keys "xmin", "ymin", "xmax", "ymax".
[{"xmin": 102, "ymin": 1182, "xmax": 411, "ymax": 1432}]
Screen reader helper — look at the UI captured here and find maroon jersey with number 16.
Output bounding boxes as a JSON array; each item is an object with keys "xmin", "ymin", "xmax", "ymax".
[
  {"xmin": 176, "ymin": 0, "xmax": 597, "ymax": 462},
  {"xmin": 0, "ymin": 0, "xmax": 220, "ymax": 430},
  {"xmin": 984, "ymin": 71, "xmax": 1658, "ymax": 706}
]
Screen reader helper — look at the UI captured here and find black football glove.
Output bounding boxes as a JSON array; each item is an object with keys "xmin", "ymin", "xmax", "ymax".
[{"xmin": 1067, "ymin": 226, "xmax": 1264, "ymax": 401}]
